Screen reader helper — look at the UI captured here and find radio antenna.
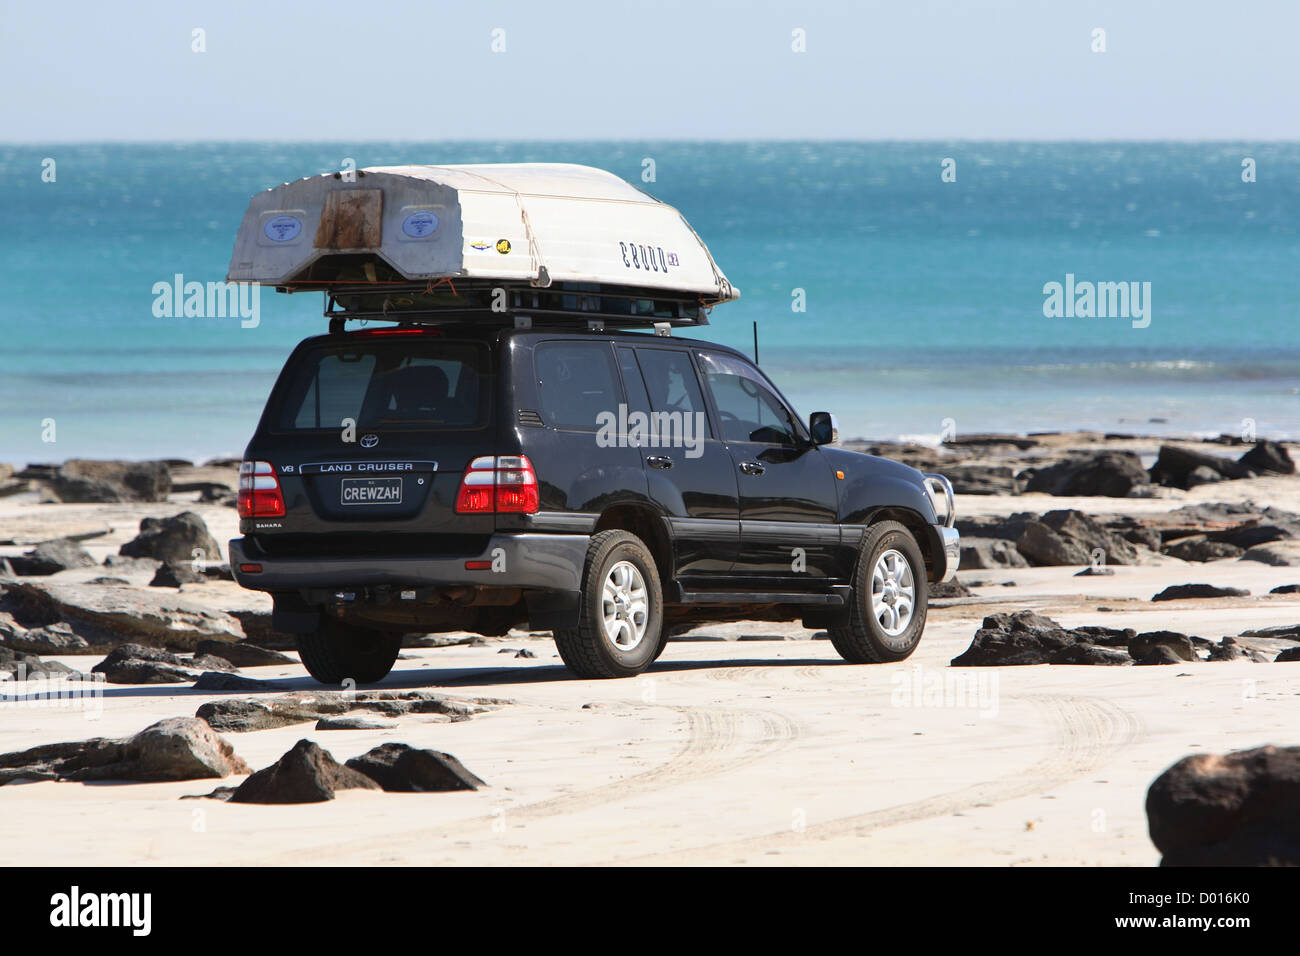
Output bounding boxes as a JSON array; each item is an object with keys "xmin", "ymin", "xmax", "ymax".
[{"xmin": 752, "ymin": 321, "xmax": 759, "ymax": 365}]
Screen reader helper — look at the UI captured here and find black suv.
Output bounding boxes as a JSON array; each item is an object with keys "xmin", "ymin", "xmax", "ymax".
[{"xmin": 230, "ymin": 320, "xmax": 959, "ymax": 682}]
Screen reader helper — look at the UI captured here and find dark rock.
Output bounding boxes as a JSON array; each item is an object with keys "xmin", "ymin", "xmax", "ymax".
[
  {"xmin": 1016, "ymin": 510, "xmax": 1138, "ymax": 567},
  {"xmin": 229, "ymin": 739, "xmax": 380, "ymax": 804},
  {"xmin": 46, "ymin": 460, "xmax": 172, "ymax": 503},
  {"xmin": 197, "ymin": 486, "xmax": 238, "ymax": 507},
  {"xmin": 1208, "ymin": 639, "xmax": 1248, "ymax": 662},
  {"xmin": 944, "ymin": 433, "xmax": 1039, "ymax": 450},
  {"xmin": 229, "ymin": 610, "xmax": 285, "ymax": 648},
  {"xmin": 1162, "ymin": 536, "xmax": 1245, "ymax": 562},
  {"xmin": 942, "ymin": 465, "xmax": 1025, "ymax": 496},
  {"xmin": 1146, "ymin": 745, "xmax": 1300, "ymax": 865},
  {"xmin": 1111, "ymin": 520, "xmax": 1162, "ymax": 552},
  {"xmin": 197, "ymin": 689, "xmax": 502, "ymax": 733},
  {"xmin": 1022, "ymin": 451, "xmax": 1150, "ymax": 498},
  {"xmin": 1275, "ymin": 648, "xmax": 1300, "ymax": 662},
  {"xmin": 1135, "ymin": 645, "xmax": 1184, "ymax": 666},
  {"xmin": 191, "ymin": 671, "xmax": 287, "ymax": 692},
  {"xmin": 1211, "ymin": 511, "xmax": 1300, "ymax": 549},
  {"xmin": 1072, "ymin": 625, "xmax": 1136, "ymax": 647},
  {"xmin": 314, "ymin": 716, "xmax": 396, "ymax": 730},
  {"xmin": 0, "ymin": 578, "xmax": 242, "ymax": 651},
  {"xmin": 7, "ymin": 538, "xmax": 96, "ymax": 576},
  {"xmin": 119, "ymin": 512, "xmax": 221, "ymax": 566},
  {"xmin": 956, "ymin": 514, "xmax": 1036, "ymax": 543},
  {"xmin": 930, "ymin": 578, "xmax": 973, "ymax": 598},
  {"xmin": 149, "ymin": 562, "xmax": 206, "ymax": 588},
  {"xmin": 91, "ymin": 644, "xmax": 195, "ymax": 684},
  {"xmin": 1016, "ymin": 520, "xmax": 1090, "ymax": 566},
  {"xmin": 193, "ymin": 639, "xmax": 293, "ymax": 668},
  {"xmin": 1235, "ymin": 623, "xmax": 1300, "ymax": 640},
  {"xmin": 1074, "ymin": 565, "xmax": 1115, "ymax": 576},
  {"xmin": 346, "ymin": 743, "xmax": 485, "ymax": 792},
  {"xmin": 514, "ymin": 648, "xmax": 537, "ymax": 658},
  {"xmin": 0, "ymin": 619, "xmax": 90, "ymax": 655},
  {"xmin": 87, "ymin": 576, "xmax": 130, "ymax": 586},
  {"xmin": 0, "ymin": 717, "xmax": 248, "ymax": 785},
  {"xmin": 1238, "ymin": 440, "xmax": 1295, "ymax": 476},
  {"xmin": 951, "ymin": 610, "xmax": 1081, "ymax": 666},
  {"xmin": 101, "ymin": 554, "xmax": 161, "ymax": 571},
  {"xmin": 1, "ymin": 651, "xmax": 85, "ymax": 680},
  {"xmin": 1129, "ymin": 631, "xmax": 1196, "ymax": 662},
  {"xmin": 1269, "ymin": 584, "xmax": 1300, "ymax": 594},
  {"xmin": 1149, "ymin": 445, "xmax": 1253, "ymax": 489},
  {"xmin": 959, "ymin": 537, "xmax": 1029, "ymax": 570},
  {"xmin": 1185, "ymin": 466, "xmax": 1224, "ymax": 488},
  {"xmin": 188, "ymin": 654, "xmax": 238, "ymax": 671},
  {"xmin": 1239, "ymin": 542, "xmax": 1300, "ymax": 567},
  {"xmin": 1048, "ymin": 643, "xmax": 1131, "ymax": 665},
  {"xmin": 1151, "ymin": 583, "xmax": 1250, "ymax": 602},
  {"xmin": 196, "ymin": 698, "xmax": 304, "ymax": 733}
]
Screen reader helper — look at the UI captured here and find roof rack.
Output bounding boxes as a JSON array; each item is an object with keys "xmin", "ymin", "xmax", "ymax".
[{"xmin": 308, "ymin": 278, "xmax": 709, "ymax": 333}]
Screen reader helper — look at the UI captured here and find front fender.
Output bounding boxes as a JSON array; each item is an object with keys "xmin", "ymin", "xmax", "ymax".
[{"xmin": 822, "ymin": 448, "xmax": 957, "ymax": 581}]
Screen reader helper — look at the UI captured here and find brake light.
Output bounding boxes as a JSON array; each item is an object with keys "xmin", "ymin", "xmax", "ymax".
[
  {"xmin": 455, "ymin": 455, "xmax": 539, "ymax": 514},
  {"xmin": 237, "ymin": 460, "xmax": 286, "ymax": 518}
]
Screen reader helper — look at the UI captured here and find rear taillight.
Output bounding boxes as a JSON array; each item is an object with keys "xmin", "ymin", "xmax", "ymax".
[
  {"xmin": 237, "ymin": 460, "xmax": 286, "ymax": 518},
  {"xmin": 455, "ymin": 455, "xmax": 539, "ymax": 514}
]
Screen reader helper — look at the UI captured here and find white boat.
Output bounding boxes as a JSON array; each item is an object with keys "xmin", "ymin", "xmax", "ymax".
[{"xmin": 226, "ymin": 163, "xmax": 738, "ymax": 323}]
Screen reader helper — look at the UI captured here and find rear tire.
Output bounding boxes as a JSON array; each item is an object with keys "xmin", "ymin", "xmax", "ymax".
[
  {"xmin": 829, "ymin": 520, "xmax": 928, "ymax": 664},
  {"xmin": 554, "ymin": 530, "xmax": 663, "ymax": 678},
  {"xmin": 296, "ymin": 617, "xmax": 402, "ymax": 685}
]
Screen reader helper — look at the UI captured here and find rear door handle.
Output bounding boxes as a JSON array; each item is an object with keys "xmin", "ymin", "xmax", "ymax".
[
  {"xmin": 739, "ymin": 461, "xmax": 765, "ymax": 476},
  {"xmin": 647, "ymin": 455, "xmax": 674, "ymax": 470}
]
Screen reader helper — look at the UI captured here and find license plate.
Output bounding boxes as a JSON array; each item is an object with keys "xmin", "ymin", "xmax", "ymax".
[{"xmin": 340, "ymin": 477, "xmax": 403, "ymax": 505}]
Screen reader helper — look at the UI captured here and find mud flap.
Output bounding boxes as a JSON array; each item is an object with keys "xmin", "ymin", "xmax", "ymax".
[
  {"xmin": 272, "ymin": 592, "xmax": 321, "ymax": 633},
  {"xmin": 526, "ymin": 590, "xmax": 581, "ymax": 630}
]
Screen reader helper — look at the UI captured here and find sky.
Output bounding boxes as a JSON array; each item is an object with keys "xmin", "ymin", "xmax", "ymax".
[{"xmin": 1, "ymin": 0, "xmax": 1297, "ymax": 141}]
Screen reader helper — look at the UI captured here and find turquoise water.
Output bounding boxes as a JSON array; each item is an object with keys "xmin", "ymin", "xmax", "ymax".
[{"xmin": 1, "ymin": 142, "xmax": 1297, "ymax": 464}]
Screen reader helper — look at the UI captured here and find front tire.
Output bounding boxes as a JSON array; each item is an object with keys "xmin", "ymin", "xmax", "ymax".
[
  {"xmin": 554, "ymin": 530, "xmax": 663, "ymax": 678},
  {"xmin": 829, "ymin": 520, "xmax": 928, "ymax": 664},
  {"xmin": 296, "ymin": 617, "xmax": 402, "ymax": 685}
]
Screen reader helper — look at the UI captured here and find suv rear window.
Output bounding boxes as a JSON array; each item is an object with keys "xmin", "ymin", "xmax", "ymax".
[{"xmin": 275, "ymin": 340, "xmax": 490, "ymax": 431}]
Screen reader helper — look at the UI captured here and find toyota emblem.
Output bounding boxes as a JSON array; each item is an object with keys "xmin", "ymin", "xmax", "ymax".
[{"xmin": 360, "ymin": 434, "xmax": 379, "ymax": 449}]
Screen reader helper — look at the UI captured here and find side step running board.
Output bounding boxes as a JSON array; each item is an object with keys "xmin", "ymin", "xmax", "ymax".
[{"xmin": 676, "ymin": 586, "xmax": 849, "ymax": 606}]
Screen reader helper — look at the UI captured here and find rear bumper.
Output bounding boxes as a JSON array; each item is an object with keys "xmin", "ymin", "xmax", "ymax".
[{"xmin": 228, "ymin": 532, "xmax": 590, "ymax": 593}]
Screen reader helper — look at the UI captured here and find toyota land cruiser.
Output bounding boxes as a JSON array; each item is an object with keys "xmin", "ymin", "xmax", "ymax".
[{"xmin": 229, "ymin": 317, "xmax": 960, "ymax": 682}]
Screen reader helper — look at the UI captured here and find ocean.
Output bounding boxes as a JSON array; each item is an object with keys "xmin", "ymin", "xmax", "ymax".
[{"xmin": 1, "ymin": 141, "xmax": 1297, "ymax": 465}]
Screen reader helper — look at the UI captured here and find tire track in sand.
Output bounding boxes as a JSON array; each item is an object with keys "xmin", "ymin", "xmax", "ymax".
[
  {"xmin": 240, "ymin": 701, "xmax": 801, "ymax": 865},
  {"xmin": 609, "ymin": 693, "xmax": 1143, "ymax": 865}
]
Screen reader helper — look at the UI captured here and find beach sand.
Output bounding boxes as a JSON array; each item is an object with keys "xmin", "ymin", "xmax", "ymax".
[{"xmin": 1, "ymin": 450, "xmax": 1298, "ymax": 866}]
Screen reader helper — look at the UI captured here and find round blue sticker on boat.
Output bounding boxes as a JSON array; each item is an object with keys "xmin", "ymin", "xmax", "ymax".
[
  {"xmin": 263, "ymin": 215, "xmax": 302, "ymax": 242},
  {"xmin": 402, "ymin": 211, "xmax": 439, "ymax": 238}
]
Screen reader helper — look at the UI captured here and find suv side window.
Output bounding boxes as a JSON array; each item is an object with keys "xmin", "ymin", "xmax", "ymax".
[
  {"xmin": 534, "ymin": 341, "xmax": 621, "ymax": 431},
  {"xmin": 697, "ymin": 351, "xmax": 800, "ymax": 446},
  {"xmin": 633, "ymin": 347, "xmax": 713, "ymax": 440}
]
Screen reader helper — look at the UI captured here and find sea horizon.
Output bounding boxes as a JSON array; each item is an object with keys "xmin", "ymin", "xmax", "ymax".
[{"xmin": 2, "ymin": 140, "xmax": 1297, "ymax": 466}]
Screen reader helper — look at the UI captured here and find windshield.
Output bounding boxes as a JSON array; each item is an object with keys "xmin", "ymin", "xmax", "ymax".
[{"xmin": 274, "ymin": 339, "xmax": 491, "ymax": 431}]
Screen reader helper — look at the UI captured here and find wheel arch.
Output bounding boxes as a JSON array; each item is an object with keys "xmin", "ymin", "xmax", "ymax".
[
  {"xmin": 861, "ymin": 506, "xmax": 939, "ymax": 582},
  {"xmin": 593, "ymin": 503, "xmax": 674, "ymax": 594}
]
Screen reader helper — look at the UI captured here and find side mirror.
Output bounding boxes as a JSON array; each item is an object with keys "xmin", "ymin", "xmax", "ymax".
[{"xmin": 809, "ymin": 411, "xmax": 838, "ymax": 445}]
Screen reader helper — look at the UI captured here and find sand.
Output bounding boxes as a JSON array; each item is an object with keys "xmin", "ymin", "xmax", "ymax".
[{"xmin": 1, "ymin": 471, "xmax": 1298, "ymax": 866}]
